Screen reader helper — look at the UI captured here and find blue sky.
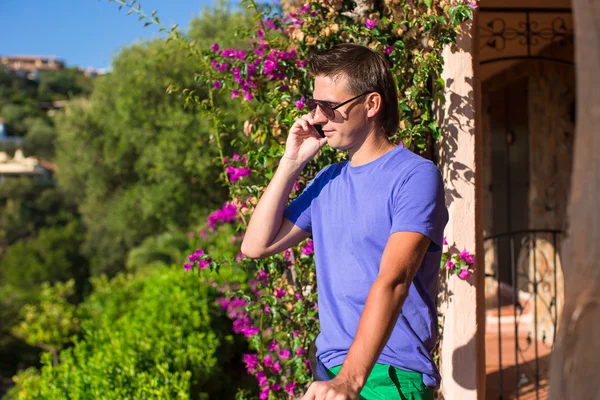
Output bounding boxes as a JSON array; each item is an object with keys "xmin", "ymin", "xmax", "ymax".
[{"xmin": 0, "ymin": 0, "xmax": 216, "ymax": 70}]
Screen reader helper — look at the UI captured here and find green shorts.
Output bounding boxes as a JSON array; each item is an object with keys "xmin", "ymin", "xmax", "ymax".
[{"xmin": 326, "ymin": 363, "xmax": 434, "ymax": 400}]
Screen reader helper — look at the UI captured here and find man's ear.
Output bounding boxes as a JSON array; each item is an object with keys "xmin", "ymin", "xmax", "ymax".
[{"xmin": 365, "ymin": 92, "xmax": 383, "ymax": 118}]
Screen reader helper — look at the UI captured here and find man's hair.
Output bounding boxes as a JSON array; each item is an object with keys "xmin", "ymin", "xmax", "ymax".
[{"xmin": 308, "ymin": 43, "xmax": 400, "ymax": 136}]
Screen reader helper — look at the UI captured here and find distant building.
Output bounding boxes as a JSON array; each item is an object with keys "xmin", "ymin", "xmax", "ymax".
[
  {"xmin": 0, "ymin": 55, "xmax": 65, "ymax": 72},
  {"xmin": 0, "ymin": 149, "xmax": 55, "ymax": 182}
]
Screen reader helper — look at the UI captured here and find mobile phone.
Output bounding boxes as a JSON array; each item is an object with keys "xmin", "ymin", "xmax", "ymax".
[{"xmin": 314, "ymin": 124, "xmax": 325, "ymax": 138}]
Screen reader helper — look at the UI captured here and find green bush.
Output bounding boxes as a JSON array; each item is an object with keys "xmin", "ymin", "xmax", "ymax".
[{"xmin": 6, "ymin": 267, "xmax": 251, "ymax": 399}]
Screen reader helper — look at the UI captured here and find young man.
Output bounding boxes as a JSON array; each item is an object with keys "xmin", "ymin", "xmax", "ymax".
[{"xmin": 241, "ymin": 43, "xmax": 448, "ymax": 400}]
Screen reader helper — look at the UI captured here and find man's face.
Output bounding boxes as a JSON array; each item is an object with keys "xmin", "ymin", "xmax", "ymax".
[{"xmin": 311, "ymin": 74, "xmax": 370, "ymax": 151}]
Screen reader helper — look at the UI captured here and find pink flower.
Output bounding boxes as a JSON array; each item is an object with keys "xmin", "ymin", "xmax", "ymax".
[
  {"xmin": 275, "ymin": 288, "xmax": 286, "ymax": 299},
  {"xmin": 232, "ymin": 154, "xmax": 240, "ymax": 161},
  {"xmin": 293, "ymin": 181, "xmax": 301, "ymax": 191},
  {"xmin": 216, "ymin": 297, "xmax": 231, "ymax": 309},
  {"xmin": 283, "ymin": 249, "xmax": 293, "ymax": 263},
  {"xmin": 268, "ymin": 340, "xmax": 279, "ymax": 352},
  {"xmin": 211, "ymin": 43, "xmax": 219, "ymax": 52},
  {"xmin": 265, "ymin": 19, "xmax": 277, "ymax": 30},
  {"xmin": 257, "ymin": 269, "xmax": 268, "ymax": 284},
  {"xmin": 263, "ymin": 355, "xmax": 273, "ymax": 367},
  {"xmin": 295, "ymin": 98, "xmax": 305, "ymax": 109},
  {"xmin": 445, "ymin": 260, "xmax": 455, "ymax": 270},
  {"xmin": 242, "ymin": 325, "xmax": 259, "ymax": 337},
  {"xmin": 244, "ymin": 353, "xmax": 259, "ymax": 373},
  {"xmin": 459, "ymin": 249, "xmax": 475, "ymax": 265},
  {"xmin": 226, "ymin": 166, "xmax": 252, "ymax": 182},
  {"xmin": 231, "ymin": 90, "xmax": 239, "ymax": 99},
  {"xmin": 384, "ymin": 46, "xmax": 393, "ymax": 55},
  {"xmin": 257, "ymin": 29, "xmax": 265, "ymax": 38},
  {"xmin": 264, "ymin": 306, "xmax": 270, "ymax": 314},
  {"xmin": 272, "ymin": 360, "xmax": 282, "ymax": 373},
  {"xmin": 198, "ymin": 258, "xmax": 211, "ymax": 269},
  {"xmin": 256, "ymin": 370, "xmax": 269, "ymax": 387},
  {"xmin": 443, "ymin": 237, "xmax": 448, "ymax": 245},
  {"xmin": 184, "ymin": 263, "xmax": 192, "ymax": 272},
  {"xmin": 279, "ymin": 349, "xmax": 291, "ymax": 359},
  {"xmin": 296, "ymin": 347, "xmax": 305, "ymax": 356},
  {"xmin": 466, "ymin": 0, "xmax": 478, "ymax": 8},
  {"xmin": 301, "ymin": 239, "xmax": 314, "ymax": 255},
  {"xmin": 213, "ymin": 80, "xmax": 222, "ymax": 89},
  {"xmin": 459, "ymin": 268, "xmax": 473, "ymax": 280},
  {"xmin": 299, "ymin": 3, "xmax": 311, "ymax": 14},
  {"xmin": 271, "ymin": 383, "xmax": 281, "ymax": 391},
  {"xmin": 365, "ymin": 18, "xmax": 376, "ymax": 29},
  {"xmin": 285, "ymin": 382, "xmax": 297, "ymax": 396}
]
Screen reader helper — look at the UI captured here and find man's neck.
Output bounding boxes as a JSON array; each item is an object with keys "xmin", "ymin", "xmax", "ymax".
[{"xmin": 348, "ymin": 129, "xmax": 396, "ymax": 166}]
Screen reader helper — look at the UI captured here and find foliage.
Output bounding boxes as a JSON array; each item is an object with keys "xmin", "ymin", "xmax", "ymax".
[
  {"xmin": 53, "ymin": 7, "xmax": 254, "ymax": 275},
  {"xmin": 1, "ymin": 220, "xmax": 88, "ymax": 300},
  {"xmin": 37, "ymin": 67, "xmax": 93, "ymax": 102},
  {"xmin": 12, "ymin": 280, "xmax": 80, "ymax": 366},
  {"xmin": 125, "ymin": 230, "xmax": 191, "ymax": 271},
  {"xmin": 0, "ymin": 177, "xmax": 82, "ymax": 385},
  {"xmin": 0, "ymin": 66, "xmax": 92, "ymax": 158},
  {"xmin": 107, "ymin": 0, "xmax": 477, "ymax": 397},
  {"xmin": 0, "ymin": 177, "xmax": 78, "ymax": 249},
  {"xmin": 21, "ymin": 118, "xmax": 56, "ymax": 160},
  {"xmin": 6, "ymin": 266, "xmax": 251, "ymax": 400}
]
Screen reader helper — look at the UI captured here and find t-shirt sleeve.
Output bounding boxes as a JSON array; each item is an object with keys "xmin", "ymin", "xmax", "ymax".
[
  {"xmin": 390, "ymin": 161, "xmax": 448, "ymax": 251},
  {"xmin": 283, "ymin": 166, "xmax": 330, "ymax": 234}
]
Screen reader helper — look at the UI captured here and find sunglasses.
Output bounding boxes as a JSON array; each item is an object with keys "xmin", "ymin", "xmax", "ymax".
[{"xmin": 306, "ymin": 92, "xmax": 373, "ymax": 120}]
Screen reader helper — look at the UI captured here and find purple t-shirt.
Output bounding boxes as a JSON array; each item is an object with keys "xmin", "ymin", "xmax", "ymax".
[{"xmin": 284, "ymin": 146, "xmax": 448, "ymax": 387}]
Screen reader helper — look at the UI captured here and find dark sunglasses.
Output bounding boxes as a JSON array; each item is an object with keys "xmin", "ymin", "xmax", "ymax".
[{"xmin": 306, "ymin": 92, "xmax": 373, "ymax": 120}]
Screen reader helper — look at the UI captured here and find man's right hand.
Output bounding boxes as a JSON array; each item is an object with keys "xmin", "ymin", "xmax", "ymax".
[{"xmin": 283, "ymin": 114, "xmax": 328, "ymax": 166}]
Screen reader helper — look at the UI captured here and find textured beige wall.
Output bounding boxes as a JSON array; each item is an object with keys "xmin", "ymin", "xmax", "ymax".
[{"xmin": 437, "ymin": 17, "xmax": 486, "ymax": 399}]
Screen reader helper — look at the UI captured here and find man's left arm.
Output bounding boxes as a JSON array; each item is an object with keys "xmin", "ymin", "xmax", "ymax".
[{"xmin": 301, "ymin": 231, "xmax": 431, "ymax": 400}]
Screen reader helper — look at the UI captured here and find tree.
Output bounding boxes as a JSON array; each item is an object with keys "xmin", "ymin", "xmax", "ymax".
[
  {"xmin": 12, "ymin": 280, "xmax": 79, "ymax": 367},
  {"xmin": 21, "ymin": 118, "xmax": 56, "ymax": 160},
  {"xmin": 6, "ymin": 267, "xmax": 251, "ymax": 400},
  {"xmin": 37, "ymin": 67, "xmax": 93, "ymax": 102},
  {"xmin": 0, "ymin": 177, "xmax": 78, "ymax": 251},
  {"xmin": 53, "ymin": 6, "xmax": 252, "ymax": 277},
  {"xmin": 548, "ymin": 1, "xmax": 600, "ymax": 398},
  {"xmin": 1, "ymin": 220, "xmax": 89, "ymax": 301}
]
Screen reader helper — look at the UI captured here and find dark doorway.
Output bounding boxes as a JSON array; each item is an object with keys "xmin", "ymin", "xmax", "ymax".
[{"xmin": 488, "ymin": 77, "xmax": 530, "ymax": 285}]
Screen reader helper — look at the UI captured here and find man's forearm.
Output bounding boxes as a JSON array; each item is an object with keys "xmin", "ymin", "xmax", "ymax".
[
  {"xmin": 241, "ymin": 158, "xmax": 304, "ymax": 256},
  {"xmin": 335, "ymin": 278, "xmax": 409, "ymax": 391}
]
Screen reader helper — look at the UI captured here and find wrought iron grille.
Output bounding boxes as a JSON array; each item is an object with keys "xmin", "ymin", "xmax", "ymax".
[
  {"xmin": 479, "ymin": 8, "xmax": 573, "ymax": 66},
  {"xmin": 484, "ymin": 229, "xmax": 562, "ymax": 400}
]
